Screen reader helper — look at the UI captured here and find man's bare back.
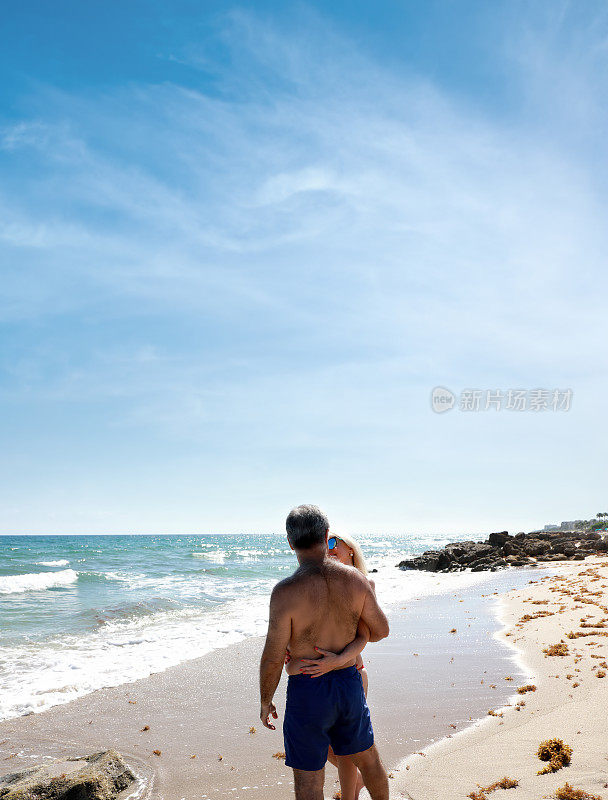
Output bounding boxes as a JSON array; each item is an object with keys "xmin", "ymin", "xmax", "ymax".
[{"xmin": 280, "ymin": 558, "xmax": 366, "ymax": 675}]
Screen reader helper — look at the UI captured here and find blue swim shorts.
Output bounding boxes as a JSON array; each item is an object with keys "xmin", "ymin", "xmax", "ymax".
[{"xmin": 283, "ymin": 665, "xmax": 374, "ymax": 771}]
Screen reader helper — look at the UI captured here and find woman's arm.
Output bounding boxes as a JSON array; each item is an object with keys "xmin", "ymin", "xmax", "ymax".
[
  {"xmin": 299, "ymin": 620, "xmax": 370, "ymax": 677},
  {"xmin": 335, "ymin": 618, "xmax": 370, "ymax": 664}
]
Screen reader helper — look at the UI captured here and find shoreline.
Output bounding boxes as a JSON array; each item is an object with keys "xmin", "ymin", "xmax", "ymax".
[
  {"xmin": 395, "ymin": 555, "xmax": 608, "ymax": 800},
  {"xmin": 0, "ymin": 540, "xmax": 508, "ymax": 723},
  {"xmin": 0, "ymin": 564, "xmax": 560, "ymax": 800},
  {"xmin": 0, "ymin": 560, "xmax": 538, "ymax": 724}
]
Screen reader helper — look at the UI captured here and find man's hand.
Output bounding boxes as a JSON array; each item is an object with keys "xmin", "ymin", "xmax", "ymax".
[{"xmin": 260, "ymin": 701, "xmax": 278, "ymax": 730}]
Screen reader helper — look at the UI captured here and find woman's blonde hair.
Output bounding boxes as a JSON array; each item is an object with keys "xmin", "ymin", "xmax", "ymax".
[{"xmin": 335, "ymin": 532, "xmax": 368, "ymax": 575}]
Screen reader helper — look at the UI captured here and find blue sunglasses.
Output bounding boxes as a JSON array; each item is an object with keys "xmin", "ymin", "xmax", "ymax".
[{"xmin": 328, "ymin": 536, "xmax": 338, "ymax": 550}]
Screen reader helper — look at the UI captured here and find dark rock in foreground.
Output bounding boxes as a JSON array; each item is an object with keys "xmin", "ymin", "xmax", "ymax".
[
  {"xmin": 0, "ymin": 750, "xmax": 136, "ymax": 800},
  {"xmin": 397, "ymin": 530, "xmax": 608, "ymax": 574}
]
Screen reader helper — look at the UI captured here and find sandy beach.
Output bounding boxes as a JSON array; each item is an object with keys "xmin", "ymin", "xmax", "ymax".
[
  {"xmin": 396, "ymin": 555, "xmax": 608, "ymax": 800},
  {"xmin": 3, "ymin": 557, "xmax": 608, "ymax": 799},
  {"xmin": 0, "ymin": 561, "xmax": 581, "ymax": 800}
]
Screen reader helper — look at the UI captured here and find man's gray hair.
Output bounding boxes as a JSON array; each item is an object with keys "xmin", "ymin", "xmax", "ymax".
[{"xmin": 286, "ymin": 504, "xmax": 329, "ymax": 550}]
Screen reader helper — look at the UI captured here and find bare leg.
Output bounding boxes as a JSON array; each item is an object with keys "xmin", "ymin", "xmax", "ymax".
[
  {"xmin": 293, "ymin": 767, "xmax": 325, "ymax": 800},
  {"xmin": 349, "ymin": 744, "xmax": 389, "ymax": 800},
  {"xmin": 336, "ymin": 754, "xmax": 364, "ymax": 800},
  {"xmin": 360, "ymin": 667, "xmax": 369, "ymax": 697},
  {"xmin": 328, "ymin": 746, "xmax": 364, "ymax": 800}
]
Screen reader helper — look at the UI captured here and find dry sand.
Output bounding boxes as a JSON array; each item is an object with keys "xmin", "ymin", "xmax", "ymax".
[{"xmin": 395, "ymin": 555, "xmax": 608, "ymax": 800}]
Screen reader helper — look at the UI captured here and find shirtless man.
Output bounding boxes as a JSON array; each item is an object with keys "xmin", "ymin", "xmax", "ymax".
[{"xmin": 259, "ymin": 505, "xmax": 390, "ymax": 800}]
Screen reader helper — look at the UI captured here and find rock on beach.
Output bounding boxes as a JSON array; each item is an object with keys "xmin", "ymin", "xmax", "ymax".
[
  {"xmin": 0, "ymin": 750, "xmax": 136, "ymax": 800},
  {"xmin": 397, "ymin": 529, "xmax": 608, "ymax": 573}
]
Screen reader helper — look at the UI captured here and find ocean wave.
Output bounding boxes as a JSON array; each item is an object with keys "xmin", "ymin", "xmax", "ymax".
[
  {"xmin": 0, "ymin": 569, "xmax": 78, "ymax": 595},
  {"xmin": 102, "ymin": 571, "xmax": 147, "ymax": 583},
  {"xmin": 199, "ymin": 551, "xmax": 225, "ymax": 564},
  {"xmin": 0, "ymin": 591, "xmax": 270, "ymax": 719},
  {"xmin": 36, "ymin": 559, "xmax": 70, "ymax": 567}
]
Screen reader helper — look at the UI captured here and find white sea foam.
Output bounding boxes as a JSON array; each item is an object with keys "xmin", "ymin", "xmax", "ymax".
[
  {"xmin": 36, "ymin": 560, "xmax": 70, "ymax": 567},
  {"xmin": 204, "ymin": 550, "xmax": 226, "ymax": 564},
  {"xmin": 103, "ymin": 571, "xmax": 147, "ymax": 583},
  {"xmin": 367, "ymin": 553, "xmax": 510, "ymax": 609},
  {"xmin": 103, "ymin": 571, "xmax": 222, "ymax": 601},
  {"xmin": 0, "ymin": 569, "xmax": 78, "ymax": 596},
  {"xmin": 0, "ymin": 585, "xmax": 271, "ymax": 720}
]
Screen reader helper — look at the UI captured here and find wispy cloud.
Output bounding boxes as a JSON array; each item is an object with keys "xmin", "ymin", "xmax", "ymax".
[{"xmin": 1, "ymin": 5, "xmax": 607, "ymax": 531}]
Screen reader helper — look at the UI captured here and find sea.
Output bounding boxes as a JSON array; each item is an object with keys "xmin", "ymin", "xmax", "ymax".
[{"xmin": 0, "ymin": 532, "xmax": 506, "ymax": 722}]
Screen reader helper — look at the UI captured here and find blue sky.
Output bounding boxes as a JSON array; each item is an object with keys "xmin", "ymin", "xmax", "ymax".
[{"xmin": 1, "ymin": 1, "xmax": 607, "ymax": 535}]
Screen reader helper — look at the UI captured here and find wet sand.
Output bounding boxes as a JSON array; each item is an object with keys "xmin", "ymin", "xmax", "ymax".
[{"xmin": 0, "ymin": 566, "xmax": 555, "ymax": 800}]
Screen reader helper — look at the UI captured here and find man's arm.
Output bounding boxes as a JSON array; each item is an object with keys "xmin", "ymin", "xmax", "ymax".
[
  {"xmin": 359, "ymin": 581, "xmax": 389, "ymax": 642},
  {"xmin": 259, "ymin": 584, "xmax": 292, "ymax": 730}
]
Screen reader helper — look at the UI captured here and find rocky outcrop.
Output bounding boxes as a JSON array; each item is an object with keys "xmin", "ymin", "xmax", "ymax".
[
  {"xmin": 0, "ymin": 750, "xmax": 136, "ymax": 800},
  {"xmin": 397, "ymin": 530, "xmax": 608, "ymax": 574}
]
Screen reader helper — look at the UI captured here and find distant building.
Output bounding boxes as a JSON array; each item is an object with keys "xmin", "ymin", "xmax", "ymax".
[
  {"xmin": 544, "ymin": 524, "xmax": 559, "ymax": 531},
  {"xmin": 560, "ymin": 521, "xmax": 575, "ymax": 530}
]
